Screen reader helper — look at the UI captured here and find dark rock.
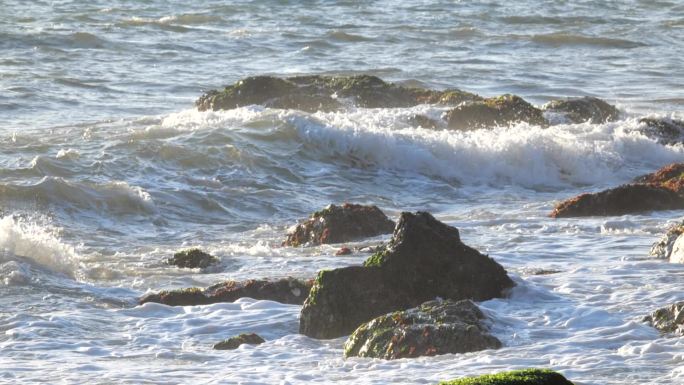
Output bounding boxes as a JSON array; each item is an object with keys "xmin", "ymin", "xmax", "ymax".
[
  {"xmin": 407, "ymin": 114, "xmax": 440, "ymax": 129},
  {"xmin": 167, "ymin": 249, "xmax": 218, "ymax": 269},
  {"xmin": 139, "ymin": 277, "xmax": 313, "ymax": 306},
  {"xmin": 643, "ymin": 302, "xmax": 684, "ymax": 336},
  {"xmin": 446, "ymin": 94, "xmax": 548, "ymax": 130},
  {"xmin": 343, "ymin": 299, "xmax": 501, "ymax": 359},
  {"xmin": 439, "ymin": 369, "xmax": 575, "ymax": 385},
  {"xmin": 196, "ymin": 75, "xmax": 481, "ymax": 113},
  {"xmin": 299, "ymin": 211, "xmax": 514, "ymax": 339},
  {"xmin": 543, "ymin": 96, "xmax": 619, "ymax": 124},
  {"xmin": 213, "ymin": 333, "xmax": 265, "ymax": 350},
  {"xmin": 550, "ymin": 184, "xmax": 684, "ymax": 218},
  {"xmin": 335, "ymin": 247, "xmax": 353, "ymax": 256},
  {"xmin": 552, "ymin": 163, "xmax": 684, "ymax": 218},
  {"xmin": 638, "ymin": 118, "xmax": 684, "ymax": 145},
  {"xmin": 284, "ymin": 203, "xmax": 395, "ymax": 247}
]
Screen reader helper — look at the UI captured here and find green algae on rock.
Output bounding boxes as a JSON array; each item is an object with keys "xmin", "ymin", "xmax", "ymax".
[
  {"xmin": 299, "ymin": 211, "xmax": 514, "ymax": 339},
  {"xmin": 542, "ymin": 96, "xmax": 619, "ymax": 124},
  {"xmin": 167, "ymin": 248, "xmax": 219, "ymax": 269},
  {"xmin": 438, "ymin": 369, "xmax": 575, "ymax": 385},
  {"xmin": 284, "ymin": 203, "xmax": 395, "ymax": 247},
  {"xmin": 445, "ymin": 94, "xmax": 548, "ymax": 130},
  {"xmin": 196, "ymin": 75, "xmax": 481, "ymax": 113},
  {"xmin": 139, "ymin": 277, "xmax": 313, "ymax": 306},
  {"xmin": 213, "ymin": 333, "xmax": 265, "ymax": 350},
  {"xmin": 643, "ymin": 301, "xmax": 684, "ymax": 335},
  {"xmin": 344, "ymin": 299, "xmax": 501, "ymax": 359}
]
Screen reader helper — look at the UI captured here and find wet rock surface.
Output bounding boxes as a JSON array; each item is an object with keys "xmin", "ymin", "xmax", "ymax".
[
  {"xmin": 439, "ymin": 369, "xmax": 575, "ymax": 385},
  {"xmin": 445, "ymin": 94, "xmax": 547, "ymax": 130},
  {"xmin": 638, "ymin": 118, "xmax": 684, "ymax": 145},
  {"xmin": 343, "ymin": 299, "xmax": 501, "ymax": 359},
  {"xmin": 644, "ymin": 302, "xmax": 684, "ymax": 336},
  {"xmin": 284, "ymin": 203, "xmax": 395, "ymax": 247},
  {"xmin": 650, "ymin": 221, "xmax": 684, "ymax": 260},
  {"xmin": 299, "ymin": 211, "xmax": 514, "ymax": 339},
  {"xmin": 213, "ymin": 333, "xmax": 265, "ymax": 350},
  {"xmin": 167, "ymin": 249, "xmax": 218, "ymax": 269},
  {"xmin": 551, "ymin": 163, "xmax": 684, "ymax": 218},
  {"xmin": 542, "ymin": 96, "xmax": 619, "ymax": 124},
  {"xmin": 196, "ymin": 75, "xmax": 481, "ymax": 112},
  {"xmin": 139, "ymin": 278, "xmax": 313, "ymax": 306}
]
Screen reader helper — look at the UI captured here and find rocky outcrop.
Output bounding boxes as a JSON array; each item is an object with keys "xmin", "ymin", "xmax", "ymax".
[
  {"xmin": 439, "ymin": 369, "xmax": 575, "ymax": 385},
  {"xmin": 196, "ymin": 75, "xmax": 481, "ymax": 113},
  {"xmin": 343, "ymin": 299, "xmax": 501, "ymax": 359},
  {"xmin": 543, "ymin": 96, "xmax": 619, "ymax": 124},
  {"xmin": 551, "ymin": 163, "xmax": 684, "ymax": 218},
  {"xmin": 213, "ymin": 333, "xmax": 265, "ymax": 350},
  {"xmin": 445, "ymin": 94, "xmax": 548, "ymax": 130},
  {"xmin": 299, "ymin": 212, "xmax": 514, "ymax": 339},
  {"xmin": 167, "ymin": 249, "xmax": 218, "ymax": 269},
  {"xmin": 638, "ymin": 118, "xmax": 684, "ymax": 145},
  {"xmin": 284, "ymin": 203, "xmax": 395, "ymax": 247},
  {"xmin": 139, "ymin": 277, "xmax": 313, "ymax": 306},
  {"xmin": 650, "ymin": 221, "xmax": 684, "ymax": 261},
  {"xmin": 643, "ymin": 302, "xmax": 684, "ymax": 336}
]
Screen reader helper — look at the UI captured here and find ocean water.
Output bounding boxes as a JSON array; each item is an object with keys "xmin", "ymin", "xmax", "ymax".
[{"xmin": 1, "ymin": 1, "xmax": 684, "ymax": 384}]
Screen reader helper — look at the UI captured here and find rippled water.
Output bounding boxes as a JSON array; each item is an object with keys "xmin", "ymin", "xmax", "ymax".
[{"xmin": 1, "ymin": 1, "xmax": 684, "ymax": 385}]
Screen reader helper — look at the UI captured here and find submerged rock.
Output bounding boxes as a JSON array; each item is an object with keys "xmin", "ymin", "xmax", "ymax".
[
  {"xmin": 213, "ymin": 333, "xmax": 265, "ymax": 350},
  {"xmin": 439, "ymin": 369, "xmax": 575, "ymax": 385},
  {"xmin": 284, "ymin": 203, "xmax": 395, "ymax": 247},
  {"xmin": 551, "ymin": 163, "xmax": 684, "ymax": 218},
  {"xmin": 643, "ymin": 302, "xmax": 684, "ymax": 336},
  {"xmin": 167, "ymin": 249, "xmax": 218, "ymax": 269},
  {"xmin": 335, "ymin": 247, "xmax": 353, "ymax": 256},
  {"xmin": 343, "ymin": 299, "xmax": 501, "ymax": 359},
  {"xmin": 649, "ymin": 221, "xmax": 684, "ymax": 260},
  {"xmin": 196, "ymin": 75, "xmax": 481, "ymax": 113},
  {"xmin": 542, "ymin": 96, "xmax": 619, "ymax": 124},
  {"xmin": 638, "ymin": 118, "xmax": 684, "ymax": 145},
  {"xmin": 299, "ymin": 211, "xmax": 514, "ymax": 339},
  {"xmin": 139, "ymin": 277, "xmax": 313, "ymax": 306},
  {"xmin": 445, "ymin": 94, "xmax": 547, "ymax": 130}
]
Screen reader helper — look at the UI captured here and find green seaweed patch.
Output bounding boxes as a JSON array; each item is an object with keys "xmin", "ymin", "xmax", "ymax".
[
  {"xmin": 438, "ymin": 369, "xmax": 574, "ymax": 385},
  {"xmin": 305, "ymin": 269, "xmax": 331, "ymax": 306},
  {"xmin": 363, "ymin": 249, "xmax": 390, "ymax": 267}
]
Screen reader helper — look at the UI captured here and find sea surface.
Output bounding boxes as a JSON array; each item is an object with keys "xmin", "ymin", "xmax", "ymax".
[{"xmin": 1, "ymin": 1, "xmax": 684, "ymax": 384}]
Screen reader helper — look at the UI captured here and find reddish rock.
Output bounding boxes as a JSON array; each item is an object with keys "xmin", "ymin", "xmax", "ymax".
[
  {"xmin": 284, "ymin": 203, "xmax": 395, "ymax": 247},
  {"xmin": 551, "ymin": 163, "xmax": 684, "ymax": 218},
  {"xmin": 139, "ymin": 277, "xmax": 313, "ymax": 306},
  {"xmin": 335, "ymin": 247, "xmax": 353, "ymax": 256}
]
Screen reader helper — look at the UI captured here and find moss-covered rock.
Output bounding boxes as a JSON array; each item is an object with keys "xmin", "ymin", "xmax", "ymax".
[
  {"xmin": 213, "ymin": 333, "xmax": 265, "ymax": 350},
  {"xmin": 439, "ymin": 369, "xmax": 574, "ymax": 385},
  {"xmin": 299, "ymin": 211, "xmax": 514, "ymax": 339},
  {"xmin": 551, "ymin": 163, "xmax": 684, "ymax": 218},
  {"xmin": 638, "ymin": 118, "xmax": 684, "ymax": 145},
  {"xmin": 139, "ymin": 277, "xmax": 313, "ymax": 306},
  {"xmin": 643, "ymin": 302, "xmax": 684, "ymax": 335},
  {"xmin": 284, "ymin": 203, "xmax": 395, "ymax": 247},
  {"xmin": 196, "ymin": 75, "xmax": 481, "ymax": 113},
  {"xmin": 445, "ymin": 94, "xmax": 548, "ymax": 130},
  {"xmin": 167, "ymin": 248, "xmax": 218, "ymax": 269},
  {"xmin": 344, "ymin": 299, "xmax": 501, "ymax": 359},
  {"xmin": 543, "ymin": 96, "xmax": 619, "ymax": 124}
]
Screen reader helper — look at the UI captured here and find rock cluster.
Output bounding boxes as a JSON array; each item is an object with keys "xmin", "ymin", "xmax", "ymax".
[
  {"xmin": 643, "ymin": 302, "xmax": 684, "ymax": 336},
  {"xmin": 139, "ymin": 278, "xmax": 313, "ymax": 306},
  {"xmin": 167, "ymin": 249, "xmax": 218, "ymax": 269},
  {"xmin": 299, "ymin": 211, "xmax": 514, "ymax": 339}
]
